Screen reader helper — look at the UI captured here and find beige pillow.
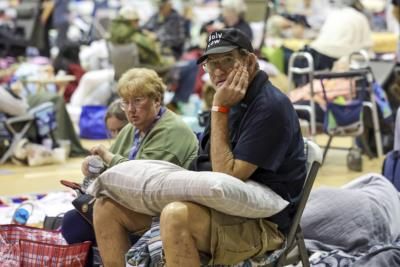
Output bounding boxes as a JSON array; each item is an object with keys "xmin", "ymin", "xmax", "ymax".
[{"xmin": 87, "ymin": 160, "xmax": 289, "ymax": 218}]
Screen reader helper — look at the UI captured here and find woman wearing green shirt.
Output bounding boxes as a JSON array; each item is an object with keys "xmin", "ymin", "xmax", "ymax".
[
  {"xmin": 82, "ymin": 67, "xmax": 198, "ymax": 173},
  {"xmin": 62, "ymin": 68, "xmax": 198, "ymax": 266}
]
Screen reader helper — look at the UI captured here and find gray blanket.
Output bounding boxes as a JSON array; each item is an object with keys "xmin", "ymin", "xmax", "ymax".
[
  {"xmin": 395, "ymin": 107, "xmax": 400, "ymax": 151},
  {"xmin": 301, "ymin": 173, "xmax": 400, "ymax": 266}
]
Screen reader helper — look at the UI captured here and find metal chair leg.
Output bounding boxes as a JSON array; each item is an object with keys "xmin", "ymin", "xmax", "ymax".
[
  {"xmin": 0, "ymin": 119, "xmax": 33, "ymax": 164},
  {"xmin": 296, "ymin": 231, "xmax": 310, "ymax": 267},
  {"xmin": 0, "ymin": 132, "xmax": 25, "ymax": 164},
  {"xmin": 322, "ymin": 135, "xmax": 333, "ymax": 164}
]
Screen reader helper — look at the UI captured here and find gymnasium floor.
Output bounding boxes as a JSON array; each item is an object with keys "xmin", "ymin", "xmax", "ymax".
[{"xmin": 0, "ymin": 136, "xmax": 384, "ymax": 196}]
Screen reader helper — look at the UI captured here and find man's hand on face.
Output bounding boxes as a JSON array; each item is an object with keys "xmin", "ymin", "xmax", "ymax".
[{"xmin": 213, "ymin": 60, "xmax": 249, "ymax": 107}]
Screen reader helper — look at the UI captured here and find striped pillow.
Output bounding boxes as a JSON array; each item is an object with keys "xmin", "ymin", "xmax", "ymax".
[{"xmin": 87, "ymin": 160, "xmax": 288, "ymax": 218}]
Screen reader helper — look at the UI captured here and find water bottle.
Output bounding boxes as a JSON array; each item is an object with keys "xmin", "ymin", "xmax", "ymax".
[
  {"xmin": 12, "ymin": 208, "xmax": 30, "ymax": 225},
  {"xmin": 11, "ymin": 202, "xmax": 33, "ymax": 225},
  {"xmin": 87, "ymin": 155, "xmax": 105, "ymax": 178}
]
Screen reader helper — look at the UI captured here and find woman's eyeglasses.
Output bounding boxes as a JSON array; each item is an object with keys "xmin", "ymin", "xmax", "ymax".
[{"xmin": 120, "ymin": 97, "xmax": 147, "ymax": 111}]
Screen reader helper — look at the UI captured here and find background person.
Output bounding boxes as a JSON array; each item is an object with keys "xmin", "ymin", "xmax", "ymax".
[
  {"xmin": 142, "ymin": 0, "xmax": 186, "ymax": 59},
  {"xmin": 288, "ymin": 0, "xmax": 373, "ymax": 86},
  {"xmin": 201, "ymin": 0, "xmax": 253, "ymax": 41},
  {"xmin": 52, "ymin": 0, "xmax": 70, "ymax": 48},
  {"xmin": 104, "ymin": 98, "xmax": 128, "ymax": 139},
  {"xmin": 109, "ymin": 6, "xmax": 165, "ymax": 67}
]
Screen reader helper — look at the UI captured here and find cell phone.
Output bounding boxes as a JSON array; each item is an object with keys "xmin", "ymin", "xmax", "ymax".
[{"xmin": 60, "ymin": 180, "xmax": 85, "ymax": 194}]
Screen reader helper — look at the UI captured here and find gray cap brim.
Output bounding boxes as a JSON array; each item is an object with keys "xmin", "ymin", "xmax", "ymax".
[{"xmin": 196, "ymin": 45, "xmax": 238, "ymax": 64}]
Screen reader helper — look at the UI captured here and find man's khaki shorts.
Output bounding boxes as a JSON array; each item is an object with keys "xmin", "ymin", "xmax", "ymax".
[{"xmin": 208, "ymin": 209, "xmax": 285, "ymax": 265}]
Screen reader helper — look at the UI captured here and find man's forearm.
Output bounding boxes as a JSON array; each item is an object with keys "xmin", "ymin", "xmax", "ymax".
[{"xmin": 210, "ymin": 111, "xmax": 235, "ymax": 176}]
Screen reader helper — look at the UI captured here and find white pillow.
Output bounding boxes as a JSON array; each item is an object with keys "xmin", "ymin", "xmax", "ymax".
[{"xmin": 87, "ymin": 160, "xmax": 289, "ymax": 218}]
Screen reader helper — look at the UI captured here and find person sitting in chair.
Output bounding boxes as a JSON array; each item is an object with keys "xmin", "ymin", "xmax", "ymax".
[
  {"xmin": 201, "ymin": 0, "xmax": 253, "ymax": 41},
  {"xmin": 288, "ymin": 0, "xmax": 372, "ymax": 86},
  {"xmin": 109, "ymin": 6, "xmax": 167, "ymax": 67},
  {"xmin": 93, "ymin": 28, "xmax": 306, "ymax": 266},
  {"xmin": 61, "ymin": 68, "xmax": 199, "ymax": 266},
  {"xmin": 142, "ymin": 0, "xmax": 187, "ymax": 60},
  {"xmin": 104, "ymin": 99, "xmax": 128, "ymax": 139}
]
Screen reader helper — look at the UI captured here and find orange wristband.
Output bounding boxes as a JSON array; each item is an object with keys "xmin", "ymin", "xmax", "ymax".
[{"xmin": 211, "ymin": 105, "xmax": 230, "ymax": 113}]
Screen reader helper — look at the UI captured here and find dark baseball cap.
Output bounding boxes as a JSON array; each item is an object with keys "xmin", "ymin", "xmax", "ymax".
[{"xmin": 197, "ymin": 28, "xmax": 254, "ymax": 64}]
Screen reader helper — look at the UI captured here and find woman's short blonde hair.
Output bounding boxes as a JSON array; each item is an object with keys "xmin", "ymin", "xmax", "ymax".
[{"xmin": 118, "ymin": 68, "xmax": 166, "ymax": 104}]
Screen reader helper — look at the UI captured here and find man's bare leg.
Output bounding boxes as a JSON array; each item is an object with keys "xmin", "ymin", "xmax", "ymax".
[
  {"xmin": 93, "ymin": 197, "xmax": 152, "ymax": 267},
  {"xmin": 160, "ymin": 201, "xmax": 211, "ymax": 267}
]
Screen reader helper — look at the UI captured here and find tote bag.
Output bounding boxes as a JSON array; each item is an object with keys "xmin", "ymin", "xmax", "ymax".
[
  {"xmin": 0, "ymin": 224, "xmax": 91, "ymax": 266},
  {"xmin": 79, "ymin": 105, "xmax": 108, "ymax": 139}
]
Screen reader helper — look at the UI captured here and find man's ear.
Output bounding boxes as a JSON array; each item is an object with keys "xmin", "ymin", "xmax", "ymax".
[{"xmin": 247, "ymin": 54, "xmax": 258, "ymax": 74}]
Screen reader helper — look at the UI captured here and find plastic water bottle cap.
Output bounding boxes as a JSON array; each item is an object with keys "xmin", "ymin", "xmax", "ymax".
[{"xmin": 13, "ymin": 208, "xmax": 30, "ymax": 225}]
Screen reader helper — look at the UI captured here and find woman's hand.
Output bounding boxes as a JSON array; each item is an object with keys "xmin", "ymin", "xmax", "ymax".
[
  {"xmin": 81, "ymin": 155, "xmax": 106, "ymax": 177},
  {"xmin": 90, "ymin": 144, "xmax": 114, "ymax": 165}
]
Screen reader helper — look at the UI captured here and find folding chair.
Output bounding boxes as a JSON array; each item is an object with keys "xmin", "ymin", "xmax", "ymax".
[
  {"xmin": 0, "ymin": 102, "xmax": 57, "ymax": 164},
  {"xmin": 265, "ymin": 139, "xmax": 322, "ymax": 267},
  {"xmin": 0, "ymin": 112, "xmax": 34, "ymax": 164},
  {"xmin": 107, "ymin": 42, "xmax": 140, "ymax": 81},
  {"xmin": 107, "ymin": 41, "xmax": 172, "ymax": 82}
]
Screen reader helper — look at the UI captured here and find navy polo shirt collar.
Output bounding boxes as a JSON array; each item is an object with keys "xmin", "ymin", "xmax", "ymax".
[
  {"xmin": 238, "ymin": 70, "xmax": 269, "ymax": 109},
  {"xmin": 229, "ymin": 70, "xmax": 269, "ymax": 141}
]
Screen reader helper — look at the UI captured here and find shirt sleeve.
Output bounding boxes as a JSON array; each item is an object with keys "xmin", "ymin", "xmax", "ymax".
[
  {"xmin": 108, "ymin": 125, "xmax": 134, "ymax": 167},
  {"xmin": 109, "ymin": 154, "xmax": 129, "ymax": 167},
  {"xmin": 138, "ymin": 149, "xmax": 180, "ymax": 166}
]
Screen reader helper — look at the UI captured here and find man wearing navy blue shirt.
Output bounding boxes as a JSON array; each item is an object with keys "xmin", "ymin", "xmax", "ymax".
[{"xmin": 160, "ymin": 28, "xmax": 307, "ymax": 266}]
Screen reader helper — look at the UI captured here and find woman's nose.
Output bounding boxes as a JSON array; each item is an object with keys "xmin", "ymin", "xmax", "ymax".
[{"xmin": 127, "ymin": 104, "xmax": 137, "ymax": 111}]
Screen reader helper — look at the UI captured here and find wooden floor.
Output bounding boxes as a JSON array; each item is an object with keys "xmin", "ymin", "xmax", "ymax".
[{"xmin": 0, "ymin": 136, "xmax": 384, "ymax": 196}]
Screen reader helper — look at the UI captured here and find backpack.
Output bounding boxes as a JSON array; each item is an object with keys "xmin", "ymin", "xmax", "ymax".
[{"xmin": 382, "ymin": 150, "xmax": 400, "ymax": 191}]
